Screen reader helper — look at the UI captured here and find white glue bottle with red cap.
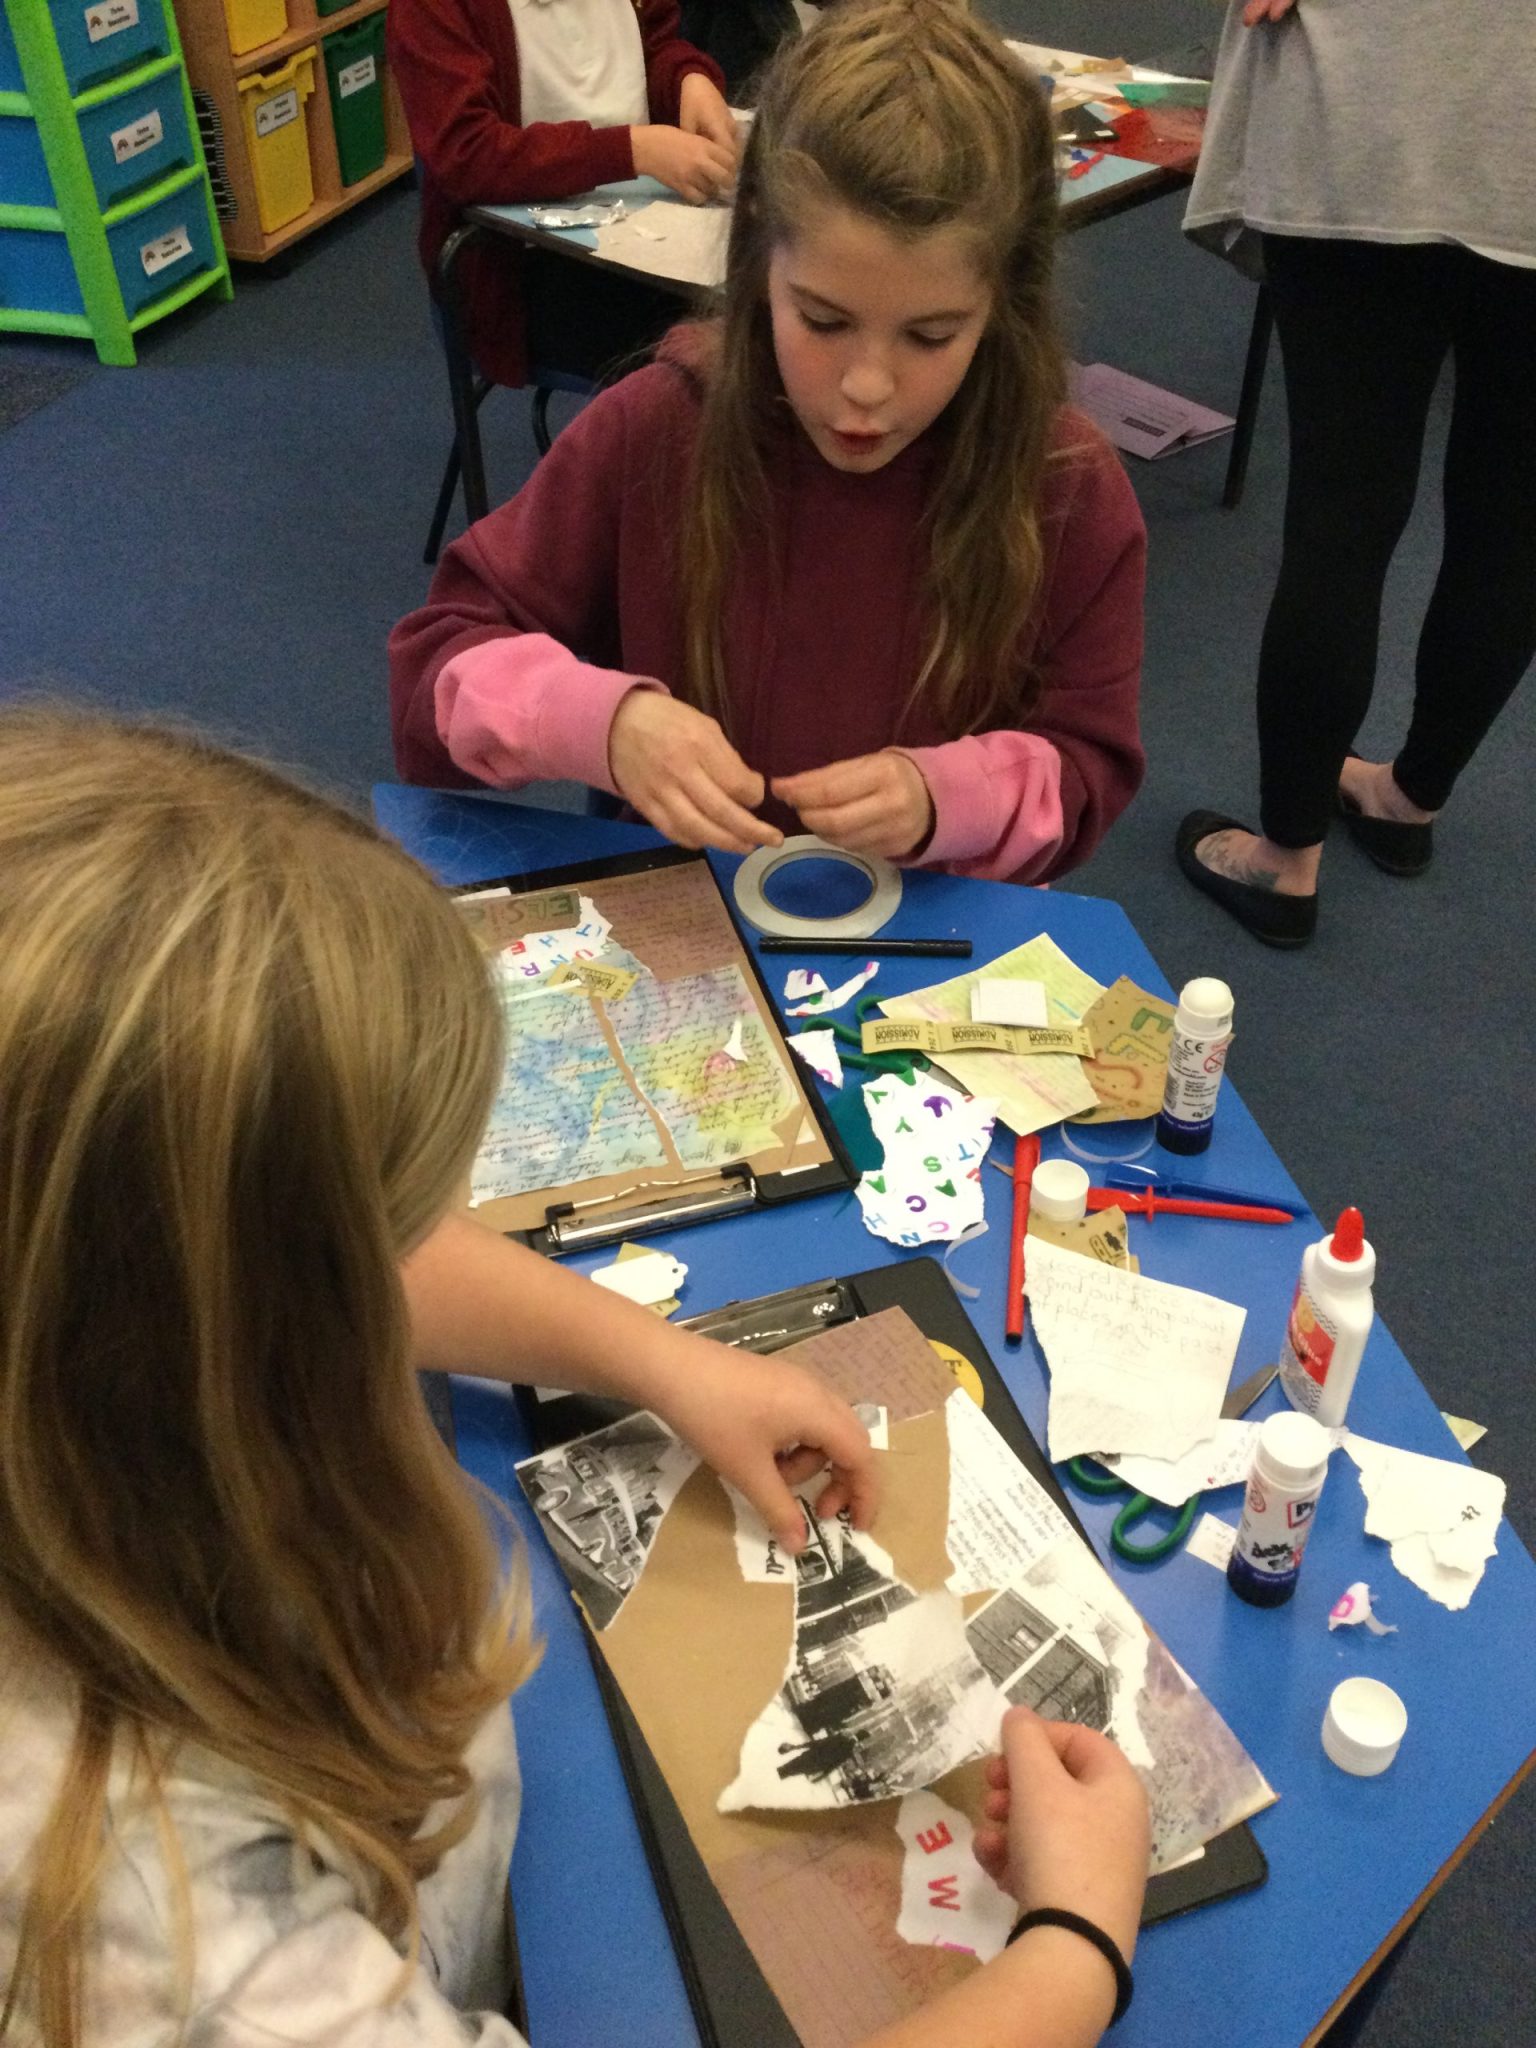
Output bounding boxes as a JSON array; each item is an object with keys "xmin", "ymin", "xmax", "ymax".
[{"xmin": 1278, "ymin": 1207, "xmax": 1377, "ymax": 1428}]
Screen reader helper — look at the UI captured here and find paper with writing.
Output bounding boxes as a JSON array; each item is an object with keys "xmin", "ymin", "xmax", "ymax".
[
  {"xmin": 1094, "ymin": 1418, "xmax": 1262, "ymax": 1509},
  {"xmin": 1186, "ymin": 1513, "xmax": 1237, "ymax": 1571},
  {"xmin": 1073, "ymin": 975, "xmax": 1176, "ymax": 1123},
  {"xmin": 1342, "ymin": 1433, "xmax": 1505, "ymax": 1609},
  {"xmin": 548, "ymin": 957, "xmax": 641, "ymax": 1002},
  {"xmin": 895, "ymin": 1791, "xmax": 1015, "ymax": 1963},
  {"xmin": 455, "ymin": 884, "xmax": 581, "ymax": 952},
  {"xmin": 879, "ymin": 936, "xmax": 1103, "ymax": 1133},
  {"xmin": 942, "ymin": 1390, "xmax": 1075, "ymax": 1596},
  {"xmin": 471, "ymin": 984, "xmax": 667, "ymax": 1204},
  {"xmin": 855, "ymin": 1069, "xmax": 997, "ymax": 1249},
  {"xmin": 623, "ymin": 965, "xmax": 797, "ymax": 1168},
  {"xmin": 1024, "ymin": 1236, "xmax": 1244, "ymax": 1464}
]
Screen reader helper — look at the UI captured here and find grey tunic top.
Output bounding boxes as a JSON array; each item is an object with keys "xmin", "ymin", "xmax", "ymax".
[
  {"xmin": 0, "ymin": 1648, "xmax": 528, "ymax": 2045},
  {"xmin": 1184, "ymin": 0, "xmax": 1536, "ymax": 271}
]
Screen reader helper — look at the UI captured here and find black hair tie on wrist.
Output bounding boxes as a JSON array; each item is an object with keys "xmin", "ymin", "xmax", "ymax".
[{"xmin": 1006, "ymin": 1907, "xmax": 1134, "ymax": 2026}]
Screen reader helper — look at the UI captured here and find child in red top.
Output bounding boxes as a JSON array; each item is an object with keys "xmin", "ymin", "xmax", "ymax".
[
  {"xmin": 390, "ymin": 0, "xmax": 1147, "ymax": 885},
  {"xmin": 390, "ymin": 0, "xmax": 736, "ymax": 386}
]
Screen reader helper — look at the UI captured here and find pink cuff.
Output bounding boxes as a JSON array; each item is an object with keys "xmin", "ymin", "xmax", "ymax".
[
  {"xmin": 435, "ymin": 635, "xmax": 667, "ymax": 794},
  {"xmin": 892, "ymin": 733, "xmax": 1064, "ymax": 882}
]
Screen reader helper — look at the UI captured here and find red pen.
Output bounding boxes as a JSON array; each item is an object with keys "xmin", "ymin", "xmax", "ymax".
[
  {"xmin": 1066, "ymin": 149, "xmax": 1107, "ymax": 180},
  {"xmin": 1005, "ymin": 1133, "xmax": 1042, "ymax": 1344},
  {"xmin": 1085, "ymin": 1187, "xmax": 1294, "ymax": 1225}
]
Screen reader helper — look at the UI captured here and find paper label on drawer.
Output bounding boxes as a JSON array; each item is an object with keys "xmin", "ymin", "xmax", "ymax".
[
  {"xmin": 140, "ymin": 224, "xmax": 191, "ymax": 277},
  {"xmin": 85, "ymin": 0, "xmax": 139, "ymax": 43},
  {"xmin": 254, "ymin": 88, "xmax": 300, "ymax": 137},
  {"xmin": 338, "ymin": 55, "xmax": 376, "ymax": 97},
  {"xmin": 111, "ymin": 107, "xmax": 164, "ymax": 162}
]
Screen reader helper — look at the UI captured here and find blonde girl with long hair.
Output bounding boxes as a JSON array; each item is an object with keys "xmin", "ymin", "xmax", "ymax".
[
  {"xmin": 0, "ymin": 705, "xmax": 1147, "ymax": 2044},
  {"xmin": 390, "ymin": 0, "xmax": 1146, "ymax": 887}
]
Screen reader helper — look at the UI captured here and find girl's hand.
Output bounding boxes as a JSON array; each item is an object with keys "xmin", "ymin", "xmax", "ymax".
[
  {"xmin": 655, "ymin": 1345, "xmax": 881, "ymax": 1552},
  {"xmin": 678, "ymin": 72, "xmax": 741, "ymax": 161},
  {"xmin": 630, "ymin": 122, "xmax": 736, "ymax": 204},
  {"xmin": 1242, "ymin": 0, "xmax": 1297, "ymax": 22},
  {"xmin": 973, "ymin": 1707, "xmax": 1150, "ymax": 1963},
  {"xmin": 773, "ymin": 752, "xmax": 935, "ymax": 860},
  {"xmin": 609, "ymin": 691, "xmax": 783, "ymax": 853}
]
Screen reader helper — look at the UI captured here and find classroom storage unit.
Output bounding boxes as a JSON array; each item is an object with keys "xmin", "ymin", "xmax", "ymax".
[
  {"xmin": 174, "ymin": 0, "xmax": 408, "ymax": 261},
  {"xmin": 236, "ymin": 43, "xmax": 315, "ymax": 231},
  {"xmin": 0, "ymin": 0, "xmax": 231, "ymax": 362}
]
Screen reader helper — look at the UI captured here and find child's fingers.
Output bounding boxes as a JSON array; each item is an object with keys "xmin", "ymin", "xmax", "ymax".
[
  {"xmin": 682, "ymin": 769, "xmax": 781, "ymax": 850},
  {"xmin": 701, "ymin": 737, "xmax": 768, "ymax": 812},
  {"xmin": 797, "ymin": 798, "xmax": 899, "ymax": 849},
  {"xmin": 983, "ymin": 1786, "xmax": 1010, "ymax": 1822},
  {"xmin": 652, "ymin": 788, "xmax": 759, "ymax": 854},
  {"xmin": 983, "ymin": 1754, "xmax": 1011, "ymax": 1791},
  {"xmin": 973, "ymin": 1824, "xmax": 1009, "ymax": 1882},
  {"xmin": 773, "ymin": 758, "xmax": 886, "ymax": 810}
]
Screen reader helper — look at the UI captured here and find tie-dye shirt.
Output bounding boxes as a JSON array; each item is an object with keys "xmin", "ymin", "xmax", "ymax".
[{"xmin": 0, "ymin": 1649, "xmax": 528, "ymax": 2044}]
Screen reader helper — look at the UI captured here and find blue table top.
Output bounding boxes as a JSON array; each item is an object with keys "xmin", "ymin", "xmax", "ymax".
[{"xmin": 376, "ymin": 785, "xmax": 1536, "ymax": 2048}]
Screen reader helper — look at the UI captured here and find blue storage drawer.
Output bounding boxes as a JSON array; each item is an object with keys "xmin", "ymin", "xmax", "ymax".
[
  {"xmin": 78, "ymin": 70, "xmax": 192, "ymax": 205},
  {"xmin": 50, "ymin": 0, "xmax": 170, "ymax": 94},
  {"xmin": 107, "ymin": 184, "xmax": 212, "ymax": 314},
  {"xmin": 0, "ymin": 9, "xmax": 22, "ymax": 94},
  {"xmin": 0, "ymin": 222, "xmax": 83, "ymax": 314},
  {"xmin": 0, "ymin": 112, "xmax": 54, "ymax": 206}
]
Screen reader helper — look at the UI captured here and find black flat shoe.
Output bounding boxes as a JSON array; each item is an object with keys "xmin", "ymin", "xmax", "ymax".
[
  {"xmin": 1175, "ymin": 810, "xmax": 1319, "ymax": 949},
  {"xmin": 1337, "ymin": 788, "xmax": 1434, "ymax": 877}
]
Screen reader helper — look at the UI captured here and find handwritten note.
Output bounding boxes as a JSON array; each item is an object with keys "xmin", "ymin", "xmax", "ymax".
[
  {"xmin": 1024, "ymin": 1236, "xmax": 1244, "ymax": 1464},
  {"xmin": 471, "ymin": 984, "xmax": 666, "ymax": 1203},
  {"xmin": 601, "ymin": 859, "xmax": 740, "ymax": 982},
  {"xmin": 1093, "ymin": 1418, "xmax": 1261, "ymax": 1508},
  {"xmin": 942, "ymin": 1389, "xmax": 1074, "ymax": 1596},
  {"xmin": 619, "ymin": 966, "xmax": 796, "ymax": 1167},
  {"xmin": 1343, "ymin": 1433, "xmax": 1506, "ymax": 1610},
  {"xmin": 879, "ymin": 936, "xmax": 1103, "ymax": 1134}
]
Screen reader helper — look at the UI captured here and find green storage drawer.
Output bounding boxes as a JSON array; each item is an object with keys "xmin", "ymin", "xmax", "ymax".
[{"xmin": 321, "ymin": 14, "xmax": 384, "ymax": 186}]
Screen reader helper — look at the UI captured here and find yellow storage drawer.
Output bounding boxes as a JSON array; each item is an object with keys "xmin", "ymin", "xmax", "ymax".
[
  {"xmin": 236, "ymin": 48, "xmax": 317, "ymax": 235},
  {"xmin": 221, "ymin": 0, "xmax": 287, "ymax": 59}
]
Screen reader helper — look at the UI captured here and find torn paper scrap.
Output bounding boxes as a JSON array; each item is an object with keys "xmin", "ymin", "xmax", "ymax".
[
  {"xmin": 1329, "ymin": 1583, "xmax": 1397, "ymax": 1636},
  {"xmin": 548, "ymin": 957, "xmax": 640, "ymax": 1003},
  {"xmin": 896, "ymin": 1791, "xmax": 1015, "ymax": 1964},
  {"xmin": 1186, "ymin": 1514, "xmax": 1237, "ymax": 1572},
  {"xmin": 788, "ymin": 1028, "xmax": 844, "ymax": 1089},
  {"xmin": 1025, "ymin": 1236, "xmax": 1243, "ymax": 1465},
  {"xmin": 1442, "ymin": 1412, "xmax": 1489, "ymax": 1452},
  {"xmin": 972, "ymin": 978, "xmax": 1047, "ymax": 1028},
  {"xmin": 1092, "ymin": 1419, "xmax": 1261, "ymax": 1510},
  {"xmin": 943, "ymin": 1389, "xmax": 1074, "ymax": 1597},
  {"xmin": 726, "ymin": 1478, "xmax": 899, "ymax": 1589},
  {"xmin": 516, "ymin": 1412, "xmax": 699, "ymax": 1630},
  {"xmin": 454, "ymin": 884, "xmax": 582, "ymax": 952},
  {"xmin": 855, "ymin": 1068, "xmax": 997, "ymax": 1249},
  {"xmin": 1028, "ymin": 1203, "xmax": 1136, "ymax": 1271},
  {"xmin": 702, "ymin": 1016, "xmax": 748, "ymax": 1073},
  {"xmin": 720, "ymin": 1499, "xmax": 1004, "ymax": 1811},
  {"xmin": 784, "ymin": 960, "xmax": 879, "ymax": 1017},
  {"xmin": 878, "ymin": 934, "xmax": 1103, "ymax": 1134},
  {"xmin": 855, "ymin": 1402, "xmax": 891, "ymax": 1452},
  {"xmin": 1343, "ymin": 1433, "xmax": 1505, "ymax": 1608},
  {"xmin": 1072, "ymin": 974, "xmax": 1175, "ymax": 1124},
  {"xmin": 590, "ymin": 1248, "xmax": 688, "ymax": 1308},
  {"xmin": 610, "ymin": 1238, "xmax": 681, "ymax": 1315}
]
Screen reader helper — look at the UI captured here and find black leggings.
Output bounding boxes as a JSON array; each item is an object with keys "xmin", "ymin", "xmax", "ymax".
[{"xmin": 1255, "ymin": 234, "xmax": 1536, "ymax": 848}]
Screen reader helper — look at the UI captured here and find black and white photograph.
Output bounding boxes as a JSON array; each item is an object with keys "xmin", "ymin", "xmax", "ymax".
[{"xmin": 516, "ymin": 1412, "xmax": 698, "ymax": 1631}]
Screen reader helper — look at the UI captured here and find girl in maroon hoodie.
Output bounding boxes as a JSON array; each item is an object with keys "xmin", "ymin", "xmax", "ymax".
[{"xmin": 390, "ymin": 0, "xmax": 1147, "ymax": 887}]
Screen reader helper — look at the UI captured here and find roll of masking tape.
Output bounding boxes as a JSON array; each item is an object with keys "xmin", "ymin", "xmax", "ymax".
[{"xmin": 733, "ymin": 834, "xmax": 902, "ymax": 942}]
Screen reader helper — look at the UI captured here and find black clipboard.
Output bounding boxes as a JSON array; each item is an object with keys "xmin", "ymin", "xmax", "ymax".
[
  {"xmin": 452, "ymin": 848, "xmax": 855, "ymax": 1256},
  {"xmin": 518, "ymin": 1256, "xmax": 1267, "ymax": 2047}
]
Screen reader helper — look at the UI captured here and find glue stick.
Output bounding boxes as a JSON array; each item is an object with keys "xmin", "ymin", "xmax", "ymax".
[
  {"xmin": 1155, "ymin": 977, "xmax": 1233, "ymax": 1156},
  {"xmin": 1227, "ymin": 1411, "xmax": 1331, "ymax": 1608},
  {"xmin": 1277, "ymin": 1207, "xmax": 1376, "ymax": 1429}
]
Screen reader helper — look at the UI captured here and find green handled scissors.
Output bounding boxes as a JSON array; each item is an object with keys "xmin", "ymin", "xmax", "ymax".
[{"xmin": 1065, "ymin": 1363, "xmax": 1279, "ymax": 1563}]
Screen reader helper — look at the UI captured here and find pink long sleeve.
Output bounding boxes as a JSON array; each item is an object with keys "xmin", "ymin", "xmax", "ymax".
[
  {"xmin": 893, "ymin": 731, "xmax": 1064, "ymax": 882},
  {"xmin": 435, "ymin": 636, "xmax": 665, "ymax": 792}
]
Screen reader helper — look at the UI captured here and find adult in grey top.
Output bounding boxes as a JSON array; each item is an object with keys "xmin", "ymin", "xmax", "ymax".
[{"xmin": 1173, "ymin": 0, "xmax": 1536, "ymax": 948}]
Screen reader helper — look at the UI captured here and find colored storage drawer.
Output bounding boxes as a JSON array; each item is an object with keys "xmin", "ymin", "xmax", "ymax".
[
  {"xmin": 50, "ymin": 0, "xmax": 171, "ymax": 94},
  {"xmin": 0, "ymin": 9, "xmax": 23, "ymax": 94},
  {"xmin": 220, "ymin": 0, "xmax": 286, "ymax": 60},
  {"xmin": 236, "ymin": 46, "xmax": 314, "ymax": 233},
  {"xmin": 0, "ymin": 221, "xmax": 82, "ymax": 313},
  {"xmin": 321, "ymin": 15, "xmax": 383, "ymax": 187},
  {"xmin": 77, "ymin": 71, "xmax": 194, "ymax": 206},
  {"xmin": 0, "ymin": 112, "xmax": 54, "ymax": 206},
  {"xmin": 106, "ymin": 182, "xmax": 215, "ymax": 313},
  {"xmin": 314, "ymin": 0, "xmax": 353, "ymax": 17}
]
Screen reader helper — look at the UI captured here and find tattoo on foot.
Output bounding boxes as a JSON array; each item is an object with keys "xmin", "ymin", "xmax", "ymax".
[{"xmin": 1198, "ymin": 831, "xmax": 1280, "ymax": 893}]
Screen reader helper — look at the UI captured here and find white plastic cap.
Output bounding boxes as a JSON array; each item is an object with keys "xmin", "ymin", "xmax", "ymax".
[
  {"xmin": 1322, "ymin": 1677, "xmax": 1407, "ymax": 1776},
  {"xmin": 1175, "ymin": 976, "xmax": 1234, "ymax": 1036},
  {"xmin": 1256, "ymin": 1410, "xmax": 1332, "ymax": 1488},
  {"xmin": 1030, "ymin": 1159, "xmax": 1090, "ymax": 1224}
]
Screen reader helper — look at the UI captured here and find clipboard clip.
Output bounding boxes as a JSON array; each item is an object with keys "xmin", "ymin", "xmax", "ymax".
[
  {"xmin": 679, "ymin": 1277, "xmax": 859, "ymax": 1353},
  {"xmin": 534, "ymin": 1164, "xmax": 757, "ymax": 1256}
]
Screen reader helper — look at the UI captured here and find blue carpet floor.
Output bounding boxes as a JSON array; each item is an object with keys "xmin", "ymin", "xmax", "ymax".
[{"xmin": 2, "ymin": 3, "xmax": 1532, "ymax": 2037}]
